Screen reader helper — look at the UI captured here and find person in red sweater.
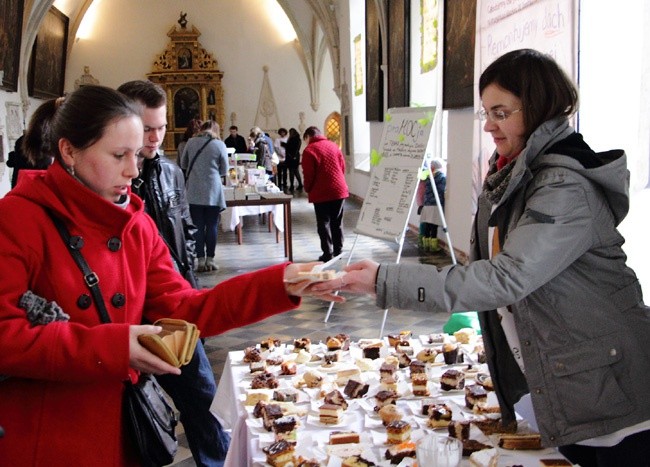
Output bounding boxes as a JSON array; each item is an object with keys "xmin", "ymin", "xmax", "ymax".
[{"xmin": 301, "ymin": 126, "xmax": 349, "ymax": 261}]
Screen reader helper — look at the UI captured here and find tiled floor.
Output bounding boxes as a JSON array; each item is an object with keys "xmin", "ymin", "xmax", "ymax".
[{"xmin": 171, "ymin": 190, "xmax": 454, "ymax": 465}]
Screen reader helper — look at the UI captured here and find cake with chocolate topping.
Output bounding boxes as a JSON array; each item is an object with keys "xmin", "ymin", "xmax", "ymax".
[
  {"xmin": 262, "ymin": 439, "xmax": 295, "ymax": 467},
  {"xmin": 440, "ymin": 369, "xmax": 465, "ymax": 391},
  {"xmin": 343, "ymin": 378, "xmax": 369, "ymax": 399},
  {"xmin": 386, "ymin": 420, "xmax": 411, "ymax": 444}
]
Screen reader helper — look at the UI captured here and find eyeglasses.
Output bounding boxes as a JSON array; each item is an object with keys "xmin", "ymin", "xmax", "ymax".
[{"xmin": 477, "ymin": 108, "xmax": 522, "ymax": 122}]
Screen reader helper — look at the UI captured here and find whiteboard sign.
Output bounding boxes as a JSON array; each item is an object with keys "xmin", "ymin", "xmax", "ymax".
[{"xmin": 355, "ymin": 107, "xmax": 436, "ymax": 242}]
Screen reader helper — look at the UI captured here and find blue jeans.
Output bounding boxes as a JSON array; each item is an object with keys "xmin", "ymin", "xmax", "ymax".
[
  {"xmin": 156, "ymin": 340, "xmax": 230, "ymax": 466},
  {"xmin": 190, "ymin": 205, "xmax": 222, "ymax": 258}
]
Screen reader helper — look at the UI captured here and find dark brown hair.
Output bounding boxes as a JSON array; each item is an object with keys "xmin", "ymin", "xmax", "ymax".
[
  {"xmin": 479, "ymin": 48, "xmax": 578, "ymax": 138},
  {"xmin": 303, "ymin": 126, "xmax": 321, "ymax": 140},
  {"xmin": 117, "ymin": 80, "xmax": 166, "ymax": 108},
  {"xmin": 24, "ymin": 85, "xmax": 142, "ymax": 164}
]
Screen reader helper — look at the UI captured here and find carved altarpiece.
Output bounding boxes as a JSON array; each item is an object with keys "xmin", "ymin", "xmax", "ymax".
[{"xmin": 146, "ymin": 22, "xmax": 224, "ymax": 155}]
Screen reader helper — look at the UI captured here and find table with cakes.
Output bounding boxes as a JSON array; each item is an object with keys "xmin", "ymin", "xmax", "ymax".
[{"xmin": 211, "ymin": 330, "xmax": 573, "ymax": 466}]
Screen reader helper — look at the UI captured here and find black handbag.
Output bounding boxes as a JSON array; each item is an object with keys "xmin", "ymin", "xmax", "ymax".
[{"xmin": 49, "ymin": 212, "xmax": 179, "ymax": 466}]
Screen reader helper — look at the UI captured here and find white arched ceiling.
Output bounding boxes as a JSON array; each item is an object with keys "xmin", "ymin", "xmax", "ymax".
[{"xmin": 19, "ymin": 0, "xmax": 342, "ymax": 113}]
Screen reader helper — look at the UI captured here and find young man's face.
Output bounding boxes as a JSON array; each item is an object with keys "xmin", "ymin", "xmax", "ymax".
[{"xmin": 139, "ymin": 105, "xmax": 167, "ymax": 159}]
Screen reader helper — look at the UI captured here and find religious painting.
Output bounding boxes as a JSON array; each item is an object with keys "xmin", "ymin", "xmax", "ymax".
[
  {"xmin": 443, "ymin": 0, "xmax": 476, "ymax": 109},
  {"xmin": 173, "ymin": 87, "xmax": 200, "ymax": 128},
  {"xmin": 28, "ymin": 6, "xmax": 69, "ymax": 99},
  {"xmin": 178, "ymin": 47, "xmax": 192, "ymax": 69},
  {"xmin": 387, "ymin": 0, "xmax": 410, "ymax": 109},
  {"xmin": 365, "ymin": 0, "xmax": 383, "ymax": 121},
  {"xmin": 0, "ymin": 0, "xmax": 25, "ymax": 92}
]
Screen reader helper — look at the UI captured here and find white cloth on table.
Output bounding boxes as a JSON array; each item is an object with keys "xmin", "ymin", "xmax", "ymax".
[{"xmin": 221, "ymin": 205, "xmax": 284, "ymax": 232}]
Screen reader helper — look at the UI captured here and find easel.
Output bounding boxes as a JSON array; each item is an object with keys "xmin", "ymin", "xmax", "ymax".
[
  {"xmin": 323, "ymin": 106, "xmax": 448, "ymax": 337},
  {"xmin": 324, "ymin": 157, "xmax": 456, "ymax": 336}
]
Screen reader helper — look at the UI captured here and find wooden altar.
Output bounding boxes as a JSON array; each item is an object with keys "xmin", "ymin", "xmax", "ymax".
[{"xmin": 147, "ymin": 18, "xmax": 224, "ymax": 156}]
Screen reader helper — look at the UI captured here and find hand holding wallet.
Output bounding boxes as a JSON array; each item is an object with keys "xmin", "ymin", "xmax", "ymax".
[{"xmin": 138, "ymin": 319, "xmax": 200, "ymax": 368}]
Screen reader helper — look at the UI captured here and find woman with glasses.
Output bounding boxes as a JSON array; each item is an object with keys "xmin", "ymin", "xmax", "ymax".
[{"xmin": 316, "ymin": 48, "xmax": 650, "ymax": 465}]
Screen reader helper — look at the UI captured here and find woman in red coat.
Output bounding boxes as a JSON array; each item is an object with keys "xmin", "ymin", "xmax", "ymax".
[{"xmin": 0, "ymin": 86, "xmax": 329, "ymax": 466}]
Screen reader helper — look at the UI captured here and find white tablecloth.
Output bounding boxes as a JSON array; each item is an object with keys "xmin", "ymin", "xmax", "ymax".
[
  {"xmin": 221, "ymin": 205, "xmax": 284, "ymax": 233},
  {"xmin": 210, "ymin": 340, "xmax": 569, "ymax": 467}
]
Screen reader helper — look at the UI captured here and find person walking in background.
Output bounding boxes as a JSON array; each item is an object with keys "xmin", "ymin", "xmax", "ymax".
[
  {"xmin": 274, "ymin": 127, "xmax": 288, "ymax": 191},
  {"xmin": 177, "ymin": 118, "xmax": 202, "ymax": 175},
  {"xmin": 301, "ymin": 126, "xmax": 349, "ymax": 262},
  {"xmin": 249, "ymin": 126, "xmax": 274, "ymax": 182},
  {"xmin": 224, "ymin": 125, "xmax": 248, "ymax": 155},
  {"xmin": 315, "ymin": 49, "xmax": 650, "ymax": 465},
  {"xmin": 0, "ymin": 84, "xmax": 333, "ymax": 465},
  {"xmin": 285, "ymin": 127, "xmax": 303, "ymax": 192},
  {"xmin": 184, "ymin": 120, "xmax": 229, "ymax": 273},
  {"xmin": 118, "ymin": 81, "xmax": 230, "ymax": 467},
  {"xmin": 416, "ymin": 158, "xmax": 446, "ymax": 253}
]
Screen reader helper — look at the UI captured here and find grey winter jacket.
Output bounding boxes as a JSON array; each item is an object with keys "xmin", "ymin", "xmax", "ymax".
[
  {"xmin": 183, "ymin": 134, "xmax": 229, "ymax": 210},
  {"xmin": 376, "ymin": 118, "xmax": 650, "ymax": 447}
]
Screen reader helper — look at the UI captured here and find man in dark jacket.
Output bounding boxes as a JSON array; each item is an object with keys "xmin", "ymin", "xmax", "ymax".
[
  {"xmin": 118, "ymin": 80, "xmax": 230, "ymax": 466},
  {"xmin": 224, "ymin": 125, "xmax": 248, "ymax": 154}
]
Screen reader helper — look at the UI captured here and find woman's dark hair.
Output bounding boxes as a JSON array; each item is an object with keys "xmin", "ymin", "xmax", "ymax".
[
  {"xmin": 23, "ymin": 99, "xmax": 57, "ymax": 167},
  {"xmin": 288, "ymin": 128, "xmax": 300, "ymax": 139},
  {"xmin": 479, "ymin": 48, "xmax": 578, "ymax": 138},
  {"xmin": 183, "ymin": 118, "xmax": 202, "ymax": 141},
  {"xmin": 303, "ymin": 126, "xmax": 321, "ymax": 140},
  {"xmin": 24, "ymin": 85, "xmax": 142, "ymax": 164}
]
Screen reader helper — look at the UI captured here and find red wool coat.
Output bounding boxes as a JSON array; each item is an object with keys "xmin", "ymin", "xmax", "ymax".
[
  {"xmin": 0, "ymin": 162, "xmax": 300, "ymax": 466},
  {"xmin": 301, "ymin": 135, "xmax": 349, "ymax": 204}
]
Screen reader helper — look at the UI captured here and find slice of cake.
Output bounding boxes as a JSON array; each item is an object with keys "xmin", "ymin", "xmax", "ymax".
[
  {"xmin": 440, "ymin": 369, "xmax": 465, "ymax": 391},
  {"xmin": 324, "ymin": 389, "xmax": 349, "ymax": 410},
  {"xmin": 397, "ymin": 351, "xmax": 412, "ymax": 368},
  {"xmin": 251, "ymin": 371, "xmax": 279, "ymax": 389},
  {"xmin": 301, "ymin": 369, "xmax": 324, "ymax": 388},
  {"xmin": 319, "ymin": 403, "xmax": 343, "ymax": 425},
  {"xmin": 341, "ymin": 455, "xmax": 376, "ymax": 467},
  {"xmin": 453, "ymin": 327, "xmax": 477, "ymax": 344},
  {"xmin": 336, "ymin": 368, "xmax": 361, "ymax": 387},
  {"xmin": 498, "ymin": 433, "xmax": 543, "ymax": 450},
  {"xmin": 260, "ymin": 337, "xmax": 281, "ymax": 351},
  {"xmin": 427, "ymin": 403, "xmax": 453, "ymax": 428},
  {"xmin": 373, "ymin": 390, "xmax": 398, "ymax": 410},
  {"xmin": 409, "ymin": 360, "xmax": 426, "ymax": 376},
  {"xmin": 463, "ymin": 439, "xmax": 493, "ymax": 456},
  {"xmin": 442, "ymin": 342, "xmax": 461, "ymax": 364},
  {"xmin": 244, "ymin": 390, "xmax": 270, "ymax": 406},
  {"xmin": 343, "ymin": 378, "xmax": 369, "ymax": 399},
  {"xmin": 243, "ymin": 346, "xmax": 262, "ymax": 363},
  {"xmin": 261, "ymin": 403, "xmax": 284, "ymax": 431},
  {"xmin": 324, "ymin": 350, "xmax": 342, "ymax": 365},
  {"xmin": 469, "ymin": 447, "xmax": 499, "ymax": 467},
  {"xmin": 416, "ymin": 348, "xmax": 437, "ymax": 363},
  {"xmin": 411, "ymin": 373, "xmax": 430, "ymax": 396},
  {"xmin": 252, "ymin": 400, "xmax": 267, "ymax": 418},
  {"xmin": 272, "ymin": 415, "xmax": 298, "ymax": 442},
  {"xmin": 465, "ymin": 384, "xmax": 488, "ymax": 410},
  {"xmin": 361, "ymin": 341, "xmax": 382, "ymax": 360},
  {"xmin": 273, "ymin": 388, "xmax": 299, "ymax": 403},
  {"xmin": 326, "ymin": 335, "xmax": 343, "ymax": 351},
  {"xmin": 293, "ymin": 337, "xmax": 311, "ymax": 352},
  {"xmin": 249, "ymin": 360, "xmax": 266, "ymax": 373},
  {"xmin": 262, "ymin": 439, "xmax": 295, "ymax": 467},
  {"xmin": 378, "ymin": 404, "xmax": 403, "ymax": 426},
  {"xmin": 279, "ymin": 360, "xmax": 297, "ymax": 376},
  {"xmin": 448, "ymin": 420, "xmax": 471, "ymax": 440},
  {"xmin": 386, "ymin": 420, "xmax": 412, "ymax": 444},
  {"xmin": 384, "ymin": 441, "xmax": 416, "ymax": 465},
  {"xmin": 329, "ymin": 430, "xmax": 361, "ymax": 445}
]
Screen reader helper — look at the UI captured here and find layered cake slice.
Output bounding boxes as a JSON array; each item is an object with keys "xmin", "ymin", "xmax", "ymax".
[
  {"xmin": 440, "ymin": 369, "xmax": 465, "ymax": 391},
  {"xmin": 386, "ymin": 420, "xmax": 412, "ymax": 444},
  {"xmin": 262, "ymin": 439, "xmax": 295, "ymax": 467},
  {"xmin": 373, "ymin": 389, "xmax": 398, "ymax": 411},
  {"xmin": 319, "ymin": 403, "xmax": 343, "ymax": 425},
  {"xmin": 272, "ymin": 415, "xmax": 298, "ymax": 442},
  {"xmin": 329, "ymin": 430, "xmax": 361, "ymax": 445},
  {"xmin": 261, "ymin": 403, "xmax": 284, "ymax": 431},
  {"xmin": 427, "ymin": 403, "xmax": 453, "ymax": 428},
  {"xmin": 343, "ymin": 378, "xmax": 369, "ymax": 399},
  {"xmin": 465, "ymin": 384, "xmax": 488, "ymax": 410},
  {"xmin": 385, "ymin": 441, "xmax": 416, "ymax": 465},
  {"xmin": 411, "ymin": 373, "xmax": 430, "ymax": 396},
  {"xmin": 324, "ymin": 389, "xmax": 349, "ymax": 410}
]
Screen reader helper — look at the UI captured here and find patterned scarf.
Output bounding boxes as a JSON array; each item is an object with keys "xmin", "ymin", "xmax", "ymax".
[{"xmin": 482, "ymin": 156, "xmax": 517, "ymax": 206}]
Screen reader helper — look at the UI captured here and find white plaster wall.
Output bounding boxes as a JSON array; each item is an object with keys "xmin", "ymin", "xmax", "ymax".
[{"xmin": 63, "ymin": 0, "xmax": 337, "ymax": 136}]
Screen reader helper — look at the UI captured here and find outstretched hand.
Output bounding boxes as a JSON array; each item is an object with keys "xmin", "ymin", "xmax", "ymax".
[
  {"xmin": 284, "ymin": 262, "xmax": 347, "ymax": 303},
  {"xmin": 129, "ymin": 325, "xmax": 182, "ymax": 376},
  {"xmin": 311, "ymin": 259, "xmax": 379, "ymax": 296}
]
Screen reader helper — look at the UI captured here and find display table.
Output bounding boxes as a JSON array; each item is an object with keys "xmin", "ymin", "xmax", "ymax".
[
  {"xmin": 211, "ymin": 336, "xmax": 570, "ymax": 467},
  {"xmin": 222, "ymin": 194, "xmax": 293, "ymax": 260}
]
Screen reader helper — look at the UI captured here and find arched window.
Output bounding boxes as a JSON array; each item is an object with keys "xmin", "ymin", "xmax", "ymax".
[{"xmin": 324, "ymin": 112, "xmax": 342, "ymax": 148}]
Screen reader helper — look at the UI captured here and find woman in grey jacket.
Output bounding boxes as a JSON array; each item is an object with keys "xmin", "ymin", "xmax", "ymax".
[
  {"xmin": 182, "ymin": 120, "xmax": 229, "ymax": 272},
  {"xmin": 316, "ymin": 49, "xmax": 650, "ymax": 465}
]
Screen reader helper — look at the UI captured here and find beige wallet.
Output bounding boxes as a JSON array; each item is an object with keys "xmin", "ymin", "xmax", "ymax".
[{"xmin": 138, "ymin": 318, "xmax": 201, "ymax": 368}]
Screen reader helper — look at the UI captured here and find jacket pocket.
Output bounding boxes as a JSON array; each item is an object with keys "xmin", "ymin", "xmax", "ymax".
[{"xmin": 545, "ymin": 333, "xmax": 633, "ymax": 425}]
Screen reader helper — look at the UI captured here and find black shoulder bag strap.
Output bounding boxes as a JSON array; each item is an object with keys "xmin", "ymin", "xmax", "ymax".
[
  {"xmin": 48, "ymin": 212, "xmax": 111, "ymax": 324},
  {"xmin": 184, "ymin": 136, "xmax": 214, "ymax": 181}
]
